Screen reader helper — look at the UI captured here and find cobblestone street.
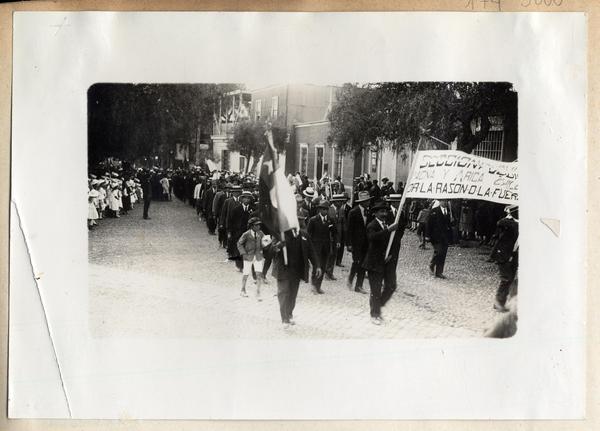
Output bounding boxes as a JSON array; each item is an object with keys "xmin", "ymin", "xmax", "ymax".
[{"xmin": 89, "ymin": 198, "xmax": 501, "ymax": 338}]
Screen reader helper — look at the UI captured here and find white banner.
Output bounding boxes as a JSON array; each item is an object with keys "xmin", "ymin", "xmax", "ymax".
[{"xmin": 404, "ymin": 150, "xmax": 518, "ymax": 204}]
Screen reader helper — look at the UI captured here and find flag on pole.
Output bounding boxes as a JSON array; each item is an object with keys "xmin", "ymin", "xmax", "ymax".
[{"xmin": 258, "ymin": 130, "xmax": 299, "ymax": 240}]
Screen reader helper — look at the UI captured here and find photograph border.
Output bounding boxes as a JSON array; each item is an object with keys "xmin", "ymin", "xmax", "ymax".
[{"xmin": 1, "ymin": 1, "xmax": 598, "ymax": 430}]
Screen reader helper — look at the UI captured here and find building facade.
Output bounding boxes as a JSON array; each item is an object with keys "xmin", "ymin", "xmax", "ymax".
[
  {"xmin": 210, "ymin": 84, "xmax": 338, "ymax": 174},
  {"xmin": 210, "ymin": 89, "xmax": 252, "ymax": 172},
  {"xmin": 211, "ymin": 84, "xmax": 517, "ymax": 184}
]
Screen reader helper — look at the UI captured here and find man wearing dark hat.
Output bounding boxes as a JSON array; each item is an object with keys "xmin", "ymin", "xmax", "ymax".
[
  {"xmin": 138, "ymin": 168, "xmax": 153, "ymax": 220},
  {"xmin": 363, "ymin": 201, "xmax": 399, "ymax": 325},
  {"xmin": 337, "ymin": 193, "xmax": 352, "ymax": 267},
  {"xmin": 226, "ymin": 188, "xmax": 253, "ymax": 271},
  {"xmin": 212, "ymin": 182, "xmax": 228, "ymax": 247},
  {"xmin": 346, "ymin": 191, "xmax": 372, "ymax": 294},
  {"xmin": 203, "ymin": 180, "xmax": 218, "ymax": 234},
  {"xmin": 489, "ymin": 205, "xmax": 519, "ymax": 312},
  {"xmin": 307, "ymin": 200, "xmax": 336, "ymax": 294},
  {"xmin": 383, "ymin": 194, "xmax": 407, "ymax": 295},
  {"xmin": 268, "ymin": 229, "xmax": 321, "ymax": 329},
  {"xmin": 370, "ymin": 179, "xmax": 381, "ymax": 201},
  {"xmin": 426, "ymin": 199, "xmax": 452, "ymax": 278},
  {"xmin": 220, "ymin": 185, "xmax": 241, "ymax": 244},
  {"xmin": 295, "ymin": 194, "xmax": 309, "ymax": 231},
  {"xmin": 326, "ymin": 194, "xmax": 347, "ymax": 277}
]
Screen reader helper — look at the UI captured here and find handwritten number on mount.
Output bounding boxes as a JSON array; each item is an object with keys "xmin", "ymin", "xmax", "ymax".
[
  {"xmin": 521, "ymin": 0, "xmax": 564, "ymax": 6},
  {"xmin": 465, "ymin": 0, "xmax": 502, "ymax": 11}
]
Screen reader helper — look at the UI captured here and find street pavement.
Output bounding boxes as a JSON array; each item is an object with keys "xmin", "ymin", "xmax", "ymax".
[{"xmin": 89, "ymin": 198, "xmax": 501, "ymax": 338}]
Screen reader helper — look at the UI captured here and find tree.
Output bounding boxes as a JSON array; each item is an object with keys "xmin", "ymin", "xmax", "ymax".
[
  {"xmin": 229, "ymin": 121, "xmax": 287, "ymax": 173},
  {"xmin": 88, "ymin": 83, "xmax": 242, "ymax": 167},
  {"xmin": 328, "ymin": 82, "xmax": 517, "ymax": 155},
  {"xmin": 326, "ymin": 83, "xmax": 383, "ymax": 155}
]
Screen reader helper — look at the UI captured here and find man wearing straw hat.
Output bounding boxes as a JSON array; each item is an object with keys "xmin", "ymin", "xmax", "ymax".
[
  {"xmin": 301, "ymin": 187, "xmax": 317, "ymax": 218},
  {"xmin": 346, "ymin": 191, "xmax": 372, "ymax": 294}
]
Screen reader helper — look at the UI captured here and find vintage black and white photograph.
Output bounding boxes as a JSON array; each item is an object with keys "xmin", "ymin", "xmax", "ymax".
[
  {"xmin": 9, "ymin": 11, "xmax": 585, "ymax": 420},
  {"xmin": 87, "ymin": 82, "xmax": 519, "ymax": 338}
]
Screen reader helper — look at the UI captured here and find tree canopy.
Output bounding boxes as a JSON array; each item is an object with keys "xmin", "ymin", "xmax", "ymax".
[
  {"xmin": 88, "ymin": 83, "xmax": 241, "ymax": 166},
  {"xmin": 328, "ymin": 82, "xmax": 517, "ymax": 155},
  {"xmin": 229, "ymin": 121, "xmax": 287, "ymax": 173}
]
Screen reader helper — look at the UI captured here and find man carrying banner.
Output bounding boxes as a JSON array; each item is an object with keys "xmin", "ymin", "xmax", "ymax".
[
  {"xmin": 426, "ymin": 199, "xmax": 452, "ymax": 279},
  {"xmin": 363, "ymin": 201, "xmax": 399, "ymax": 325},
  {"xmin": 258, "ymin": 123, "xmax": 314, "ymax": 327},
  {"xmin": 384, "ymin": 194, "xmax": 407, "ymax": 294}
]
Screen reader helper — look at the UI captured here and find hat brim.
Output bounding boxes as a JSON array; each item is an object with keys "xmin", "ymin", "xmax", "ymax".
[{"xmin": 355, "ymin": 196, "xmax": 373, "ymax": 203}]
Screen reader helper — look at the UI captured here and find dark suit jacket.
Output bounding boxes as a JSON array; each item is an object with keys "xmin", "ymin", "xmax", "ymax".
[
  {"xmin": 220, "ymin": 197, "xmax": 235, "ymax": 229},
  {"xmin": 347, "ymin": 205, "xmax": 369, "ymax": 252},
  {"xmin": 427, "ymin": 206, "xmax": 452, "ymax": 245},
  {"xmin": 362, "ymin": 218, "xmax": 392, "ymax": 273},
  {"xmin": 301, "ymin": 200, "xmax": 317, "ymax": 218},
  {"xmin": 490, "ymin": 217, "xmax": 519, "ymax": 263},
  {"xmin": 212, "ymin": 191, "xmax": 226, "ymax": 220},
  {"xmin": 386, "ymin": 207, "xmax": 407, "ymax": 261},
  {"xmin": 203, "ymin": 187, "xmax": 217, "ymax": 215},
  {"xmin": 268, "ymin": 230, "xmax": 319, "ymax": 282},
  {"xmin": 227, "ymin": 202, "xmax": 254, "ymax": 235},
  {"xmin": 370, "ymin": 184, "xmax": 381, "ymax": 200},
  {"xmin": 140, "ymin": 173, "xmax": 153, "ymax": 200},
  {"xmin": 307, "ymin": 214, "xmax": 335, "ymax": 244}
]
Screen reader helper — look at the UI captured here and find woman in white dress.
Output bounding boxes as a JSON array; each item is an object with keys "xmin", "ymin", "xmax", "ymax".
[
  {"xmin": 108, "ymin": 180, "xmax": 121, "ymax": 218},
  {"xmin": 88, "ymin": 187, "xmax": 99, "ymax": 229}
]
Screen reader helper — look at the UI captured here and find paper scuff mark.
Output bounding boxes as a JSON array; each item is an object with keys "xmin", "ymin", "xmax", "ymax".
[
  {"xmin": 540, "ymin": 218, "xmax": 560, "ymax": 237},
  {"xmin": 10, "ymin": 200, "xmax": 73, "ymax": 417}
]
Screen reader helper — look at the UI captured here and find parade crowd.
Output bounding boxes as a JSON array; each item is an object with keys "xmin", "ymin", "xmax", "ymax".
[{"xmin": 88, "ymin": 162, "xmax": 519, "ymax": 335}]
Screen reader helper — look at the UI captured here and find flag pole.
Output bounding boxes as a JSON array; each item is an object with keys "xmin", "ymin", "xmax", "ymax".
[
  {"xmin": 265, "ymin": 126, "xmax": 289, "ymax": 266},
  {"xmin": 385, "ymin": 149, "xmax": 420, "ymax": 260}
]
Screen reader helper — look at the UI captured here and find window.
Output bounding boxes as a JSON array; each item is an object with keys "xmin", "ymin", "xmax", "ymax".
[
  {"xmin": 370, "ymin": 150, "xmax": 378, "ymax": 174},
  {"xmin": 299, "ymin": 144, "xmax": 308, "ymax": 174},
  {"xmin": 239, "ymin": 155, "xmax": 246, "ymax": 173},
  {"xmin": 221, "ymin": 150, "xmax": 230, "ymax": 171},
  {"xmin": 334, "ymin": 149, "xmax": 343, "ymax": 177},
  {"xmin": 315, "ymin": 145, "xmax": 324, "ymax": 180},
  {"xmin": 271, "ymin": 96, "xmax": 279, "ymax": 119},
  {"xmin": 255, "ymin": 99, "xmax": 262, "ymax": 121},
  {"xmin": 473, "ymin": 116, "xmax": 505, "ymax": 161}
]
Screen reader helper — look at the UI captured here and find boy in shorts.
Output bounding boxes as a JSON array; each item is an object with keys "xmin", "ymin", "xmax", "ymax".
[{"xmin": 237, "ymin": 216, "xmax": 268, "ymax": 301}]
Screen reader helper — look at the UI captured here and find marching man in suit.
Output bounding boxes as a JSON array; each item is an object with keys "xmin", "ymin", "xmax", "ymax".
[
  {"xmin": 489, "ymin": 204, "xmax": 519, "ymax": 312},
  {"xmin": 307, "ymin": 200, "xmax": 336, "ymax": 294},
  {"xmin": 301, "ymin": 187, "xmax": 317, "ymax": 218},
  {"xmin": 268, "ymin": 228, "xmax": 321, "ymax": 329},
  {"xmin": 362, "ymin": 201, "xmax": 400, "ymax": 325},
  {"xmin": 426, "ymin": 199, "xmax": 453, "ymax": 279},
  {"xmin": 336, "ymin": 193, "xmax": 352, "ymax": 267},
  {"xmin": 346, "ymin": 191, "xmax": 372, "ymax": 294}
]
